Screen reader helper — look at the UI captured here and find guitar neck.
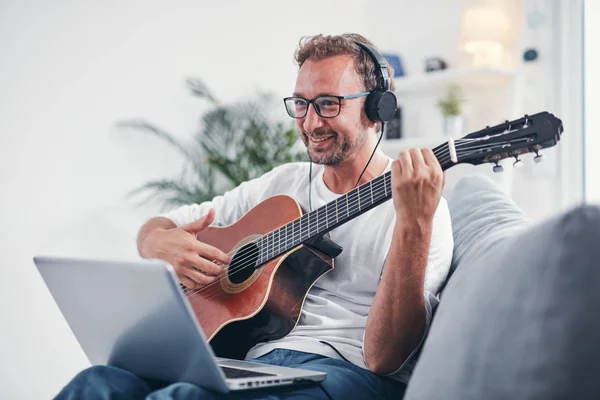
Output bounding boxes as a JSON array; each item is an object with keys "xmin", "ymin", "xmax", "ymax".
[{"xmin": 254, "ymin": 142, "xmax": 455, "ymax": 265}]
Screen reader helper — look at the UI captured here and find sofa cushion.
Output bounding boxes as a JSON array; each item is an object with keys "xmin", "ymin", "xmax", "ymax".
[
  {"xmin": 404, "ymin": 175, "xmax": 600, "ymax": 399},
  {"xmin": 445, "ymin": 174, "xmax": 531, "ymax": 285}
]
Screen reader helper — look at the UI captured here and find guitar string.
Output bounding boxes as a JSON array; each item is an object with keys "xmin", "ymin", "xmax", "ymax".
[
  {"xmin": 180, "ymin": 140, "xmax": 512, "ymax": 301},
  {"xmin": 181, "ymin": 138, "xmax": 520, "ymax": 299},
  {"xmin": 183, "ymin": 133, "xmax": 522, "ymax": 291},
  {"xmin": 197, "ymin": 136, "xmax": 522, "ymax": 288},
  {"xmin": 180, "ymin": 139, "xmax": 516, "ymax": 299},
  {"xmin": 180, "ymin": 138, "xmax": 520, "ymax": 300},
  {"xmin": 178, "ymin": 136, "xmax": 481, "ymax": 295},
  {"xmin": 182, "ymin": 170, "xmax": 395, "ymax": 304},
  {"xmin": 182, "ymin": 125, "xmax": 533, "ymax": 292}
]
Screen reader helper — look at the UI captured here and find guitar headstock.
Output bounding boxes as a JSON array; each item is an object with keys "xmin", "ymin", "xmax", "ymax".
[{"xmin": 441, "ymin": 112, "xmax": 563, "ymax": 172}]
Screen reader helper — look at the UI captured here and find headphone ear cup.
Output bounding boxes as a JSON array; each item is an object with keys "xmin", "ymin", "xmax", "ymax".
[{"xmin": 364, "ymin": 90, "xmax": 398, "ymax": 122}]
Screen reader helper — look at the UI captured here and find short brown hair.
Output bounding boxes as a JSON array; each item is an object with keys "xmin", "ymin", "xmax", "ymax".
[{"xmin": 294, "ymin": 33, "xmax": 396, "ymax": 94}]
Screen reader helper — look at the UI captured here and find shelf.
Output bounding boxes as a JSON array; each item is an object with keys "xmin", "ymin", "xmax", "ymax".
[{"xmin": 393, "ymin": 66, "xmax": 515, "ymax": 96}]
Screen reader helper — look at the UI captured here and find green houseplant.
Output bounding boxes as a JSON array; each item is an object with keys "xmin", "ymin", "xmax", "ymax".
[
  {"xmin": 437, "ymin": 85, "xmax": 463, "ymax": 116},
  {"xmin": 437, "ymin": 85, "xmax": 465, "ymax": 137},
  {"xmin": 117, "ymin": 78, "xmax": 308, "ymax": 210}
]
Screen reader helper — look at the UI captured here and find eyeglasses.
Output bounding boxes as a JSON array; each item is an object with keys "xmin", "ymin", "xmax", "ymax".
[{"xmin": 283, "ymin": 91, "xmax": 371, "ymax": 119}]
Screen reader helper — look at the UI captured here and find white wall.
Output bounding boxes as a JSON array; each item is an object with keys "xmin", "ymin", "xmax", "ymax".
[
  {"xmin": 0, "ymin": 1, "xmax": 369, "ymax": 398},
  {"xmin": 585, "ymin": 0, "xmax": 599, "ymax": 203}
]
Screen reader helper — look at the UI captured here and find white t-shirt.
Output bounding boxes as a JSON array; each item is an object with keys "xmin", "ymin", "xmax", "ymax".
[{"xmin": 160, "ymin": 159, "xmax": 453, "ymax": 383}]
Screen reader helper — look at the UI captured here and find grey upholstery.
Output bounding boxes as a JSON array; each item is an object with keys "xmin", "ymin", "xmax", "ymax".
[
  {"xmin": 446, "ymin": 174, "xmax": 531, "ymax": 281},
  {"xmin": 404, "ymin": 175, "xmax": 600, "ymax": 399}
]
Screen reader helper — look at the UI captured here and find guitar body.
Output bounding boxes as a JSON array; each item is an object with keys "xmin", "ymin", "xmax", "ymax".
[{"xmin": 192, "ymin": 195, "xmax": 334, "ymax": 359}]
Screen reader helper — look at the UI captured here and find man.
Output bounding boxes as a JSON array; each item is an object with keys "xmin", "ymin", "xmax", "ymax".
[{"xmin": 55, "ymin": 33, "xmax": 453, "ymax": 399}]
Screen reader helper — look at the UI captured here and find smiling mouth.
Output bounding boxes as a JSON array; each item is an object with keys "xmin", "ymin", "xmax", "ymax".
[{"xmin": 309, "ymin": 136, "xmax": 334, "ymax": 143}]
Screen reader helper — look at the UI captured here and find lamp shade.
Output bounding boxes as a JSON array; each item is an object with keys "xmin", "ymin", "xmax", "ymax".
[{"xmin": 460, "ymin": 6, "xmax": 510, "ymax": 66}]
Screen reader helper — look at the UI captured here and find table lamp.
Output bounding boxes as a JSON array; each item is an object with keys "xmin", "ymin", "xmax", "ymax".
[{"xmin": 460, "ymin": 5, "xmax": 510, "ymax": 67}]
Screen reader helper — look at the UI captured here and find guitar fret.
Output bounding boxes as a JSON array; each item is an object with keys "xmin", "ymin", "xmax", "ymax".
[
  {"xmin": 277, "ymin": 229, "xmax": 281, "ymax": 254},
  {"xmin": 384, "ymin": 174, "xmax": 388, "ymax": 197},
  {"xmin": 377, "ymin": 177, "xmax": 385, "ymax": 201},
  {"xmin": 294, "ymin": 219, "xmax": 299, "ymax": 246},
  {"xmin": 317, "ymin": 208, "xmax": 321, "ymax": 230},
  {"xmin": 345, "ymin": 193, "xmax": 350, "ymax": 218},
  {"xmin": 306, "ymin": 214, "xmax": 310, "ymax": 237},
  {"xmin": 335, "ymin": 198, "xmax": 339, "ymax": 223},
  {"xmin": 357, "ymin": 186, "xmax": 361, "ymax": 211},
  {"xmin": 370, "ymin": 181, "xmax": 373, "ymax": 204},
  {"xmin": 349, "ymin": 190, "xmax": 357, "ymax": 217}
]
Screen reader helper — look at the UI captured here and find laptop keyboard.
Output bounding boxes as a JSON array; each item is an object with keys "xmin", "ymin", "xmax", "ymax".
[{"xmin": 220, "ymin": 366, "xmax": 277, "ymax": 379}]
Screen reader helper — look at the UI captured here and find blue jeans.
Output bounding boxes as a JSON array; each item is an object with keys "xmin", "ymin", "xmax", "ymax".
[{"xmin": 54, "ymin": 349, "xmax": 406, "ymax": 399}]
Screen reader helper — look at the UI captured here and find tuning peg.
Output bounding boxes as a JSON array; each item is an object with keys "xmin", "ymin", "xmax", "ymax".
[
  {"xmin": 493, "ymin": 162, "xmax": 504, "ymax": 173},
  {"xmin": 513, "ymin": 157, "xmax": 524, "ymax": 168},
  {"xmin": 534, "ymin": 151, "xmax": 544, "ymax": 163}
]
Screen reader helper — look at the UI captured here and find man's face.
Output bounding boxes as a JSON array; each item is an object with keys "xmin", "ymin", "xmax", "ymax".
[{"xmin": 293, "ymin": 55, "xmax": 372, "ymax": 165}]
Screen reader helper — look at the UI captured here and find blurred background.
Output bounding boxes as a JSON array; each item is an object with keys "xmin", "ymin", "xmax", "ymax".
[{"xmin": 0, "ymin": 0, "xmax": 596, "ymax": 398}]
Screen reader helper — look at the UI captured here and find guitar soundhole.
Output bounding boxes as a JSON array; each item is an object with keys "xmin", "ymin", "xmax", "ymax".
[{"xmin": 228, "ymin": 242, "xmax": 259, "ymax": 284}]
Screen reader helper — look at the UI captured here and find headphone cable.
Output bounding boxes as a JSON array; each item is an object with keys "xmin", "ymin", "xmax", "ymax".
[{"xmin": 353, "ymin": 121, "xmax": 385, "ymax": 188}]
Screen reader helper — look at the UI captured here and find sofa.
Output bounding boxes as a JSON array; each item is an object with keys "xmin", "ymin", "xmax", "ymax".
[{"xmin": 403, "ymin": 174, "xmax": 600, "ymax": 399}]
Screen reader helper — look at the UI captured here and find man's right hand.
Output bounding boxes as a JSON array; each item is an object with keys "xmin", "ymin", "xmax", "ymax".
[{"xmin": 141, "ymin": 209, "xmax": 232, "ymax": 289}]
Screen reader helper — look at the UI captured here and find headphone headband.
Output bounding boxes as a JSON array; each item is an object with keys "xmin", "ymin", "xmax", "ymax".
[
  {"xmin": 354, "ymin": 41, "xmax": 397, "ymax": 123},
  {"xmin": 354, "ymin": 42, "xmax": 391, "ymax": 91}
]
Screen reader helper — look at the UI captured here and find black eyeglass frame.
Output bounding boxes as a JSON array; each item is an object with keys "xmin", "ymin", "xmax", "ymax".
[{"xmin": 283, "ymin": 91, "xmax": 371, "ymax": 119}]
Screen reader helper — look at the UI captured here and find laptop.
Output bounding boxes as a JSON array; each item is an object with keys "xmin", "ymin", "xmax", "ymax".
[{"xmin": 33, "ymin": 256, "xmax": 326, "ymax": 392}]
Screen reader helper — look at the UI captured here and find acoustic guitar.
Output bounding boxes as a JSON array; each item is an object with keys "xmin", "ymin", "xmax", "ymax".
[{"xmin": 183, "ymin": 111, "xmax": 563, "ymax": 359}]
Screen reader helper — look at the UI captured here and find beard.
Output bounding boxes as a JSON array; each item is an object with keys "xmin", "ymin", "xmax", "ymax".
[{"xmin": 301, "ymin": 125, "xmax": 369, "ymax": 165}]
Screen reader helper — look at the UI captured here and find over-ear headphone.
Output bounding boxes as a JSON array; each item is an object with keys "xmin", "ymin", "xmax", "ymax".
[{"xmin": 354, "ymin": 42, "xmax": 398, "ymax": 123}]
